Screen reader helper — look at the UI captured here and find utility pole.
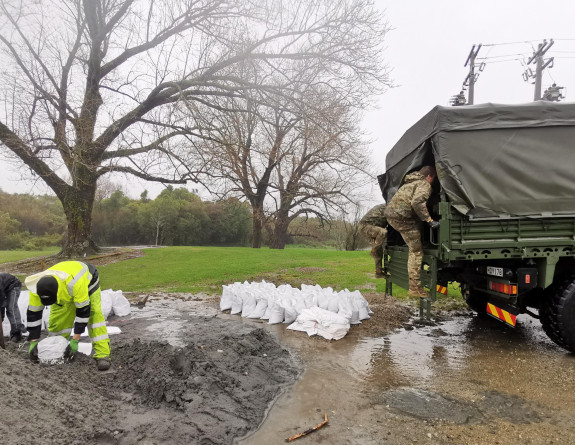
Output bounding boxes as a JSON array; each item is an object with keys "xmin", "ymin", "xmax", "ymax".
[
  {"xmin": 527, "ymin": 40, "xmax": 554, "ymax": 100},
  {"xmin": 464, "ymin": 44, "xmax": 482, "ymax": 105}
]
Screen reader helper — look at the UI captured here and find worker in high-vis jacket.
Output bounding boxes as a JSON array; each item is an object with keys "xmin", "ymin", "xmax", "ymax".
[{"xmin": 24, "ymin": 261, "xmax": 110, "ymax": 371}]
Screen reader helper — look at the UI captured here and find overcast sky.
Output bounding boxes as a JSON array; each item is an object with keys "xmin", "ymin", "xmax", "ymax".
[{"xmin": 1, "ymin": 0, "xmax": 574, "ymax": 199}]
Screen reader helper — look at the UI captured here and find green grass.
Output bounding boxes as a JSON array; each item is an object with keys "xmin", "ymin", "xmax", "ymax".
[
  {"xmin": 0, "ymin": 247, "xmax": 59, "ymax": 264},
  {"xmin": 0, "ymin": 246, "xmax": 466, "ymax": 308},
  {"xmin": 98, "ymin": 246, "xmax": 382, "ymax": 294}
]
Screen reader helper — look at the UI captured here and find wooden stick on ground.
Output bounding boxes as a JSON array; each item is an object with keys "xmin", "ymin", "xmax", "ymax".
[{"xmin": 286, "ymin": 413, "xmax": 328, "ymax": 442}]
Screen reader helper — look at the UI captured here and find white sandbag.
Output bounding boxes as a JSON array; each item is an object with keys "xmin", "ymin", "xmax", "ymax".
[
  {"xmin": 110, "ymin": 290, "xmax": 131, "ymax": 317},
  {"xmin": 327, "ymin": 292, "xmax": 340, "ymax": 313},
  {"xmin": 316, "ymin": 291, "xmax": 330, "ymax": 310},
  {"xmin": 304, "ymin": 292, "xmax": 316, "ymax": 309},
  {"xmin": 230, "ymin": 288, "xmax": 243, "ymax": 315},
  {"xmin": 79, "ymin": 325, "xmax": 121, "ymax": 337},
  {"xmin": 78, "ymin": 342, "xmax": 92, "ymax": 355},
  {"xmin": 220, "ymin": 285, "xmax": 234, "ymax": 311},
  {"xmin": 292, "ymin": 294, "xmax": 307, "ymax": 315},
  {"xmin": 248, "ymin": 292, "xmax": 268, "ymax": 319},
  {"xmin": 268, "ymin": 299, "xmax": 285, "ymax": 324},
  {"xmin": 261, "ymin": 304, "xmax": 272, "ymax": 320},
  {"xmin": 351, "ymin": 290, "xmax": 371, "ymax": 320},
  {"xmin": 288, "ymin": 307, "xmax": 350, "ymax": 340},
  {"xmin": 338, "ymin": 293, "xmax": 361, "ymax": 324},
  {"xmin": 241, "ymin": 291, "xmax": 257, "ymax": 318},
  {"xmin": 37, "ymin": 336, "xmax": 68, "ymax": 364},
  {"xmin": 100, "ymin": 291, "xmax": 113, "ymax": 319},
  {"xmin": 282, "ymin": 299, "xmax": 298, "ymax": 324}
]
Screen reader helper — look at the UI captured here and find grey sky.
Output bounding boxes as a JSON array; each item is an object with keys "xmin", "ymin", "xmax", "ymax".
[{"xmin": 1, "ymin": 0, "xmax": 574, "ymax": 199}]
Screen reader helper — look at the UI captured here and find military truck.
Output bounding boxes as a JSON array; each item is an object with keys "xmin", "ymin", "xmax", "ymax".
[{"xmin": 378, "ymin": 102, "xmax": 575, "ymax": 353}]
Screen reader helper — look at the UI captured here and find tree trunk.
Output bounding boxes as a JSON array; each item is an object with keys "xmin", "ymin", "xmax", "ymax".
[
  {"xmin": 59, "ymin": 183, "xmax": 99, "ymax": 258},
  {"xmin": 252, "ymin": 207, "xmax": 265, "ymax": 248},
  {"xmin": 269, "ymin": 215, "xmax": 290, "ymax": 249}
]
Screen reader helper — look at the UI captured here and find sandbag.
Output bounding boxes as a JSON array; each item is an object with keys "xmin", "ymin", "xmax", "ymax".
[
  {"xmin": 110, "ymin": 290, "xmax": 131, "ymax": 317},
  {"xmin": 220, "ymin": 285, "xmax": 234, "ymax": 311},
  {"xmin": 241, "ymin": 292, "xmax": 257, "ymax": 318},
  {"xmin": 37, "ymin": 336, "xmax": 68, "ymax": 364},
  {"xmin": 288, "ymin": 307, "xmax": 350, "ymax": 340}
]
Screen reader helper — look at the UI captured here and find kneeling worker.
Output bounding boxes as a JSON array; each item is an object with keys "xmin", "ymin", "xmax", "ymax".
[
  {"xmin": 359, "ymin": 204, "xmax": 388, "ymax": 278},
  {"xmin": 24, "ymin": 261, "xmax": 111, "ymax": 371}
]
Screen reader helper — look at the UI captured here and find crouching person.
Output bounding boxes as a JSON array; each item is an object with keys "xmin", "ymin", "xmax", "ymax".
[
  {"xmin": 24, "ymin": 261, "xmax": 111, "ymax": 371},
  {"xmin": 359, "ymin": 204, "xmax": 388, "ymax": 278}
]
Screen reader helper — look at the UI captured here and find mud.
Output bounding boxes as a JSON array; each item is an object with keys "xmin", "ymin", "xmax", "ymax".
[
  {"xmin": 3, "ymin": 290, "xmax": 575, "ymax": 445},
  {"xmin": 0, "ymin": 301, "xmax": 300, "ymax": 445}
]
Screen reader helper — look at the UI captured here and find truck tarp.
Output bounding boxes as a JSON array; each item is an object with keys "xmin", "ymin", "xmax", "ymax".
[{"xmin": 378, "ymin": 102, "xmax": 575, "ymax": 219}]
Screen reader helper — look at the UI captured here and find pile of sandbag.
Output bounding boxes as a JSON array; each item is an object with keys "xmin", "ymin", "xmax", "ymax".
[{"xmin": 219, "ymin": 281, "xmax": 372, "ymax": 340}]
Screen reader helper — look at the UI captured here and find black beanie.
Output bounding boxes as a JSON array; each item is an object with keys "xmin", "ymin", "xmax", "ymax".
[{"xmin": 37, "ymin": 275, "xmax": 59, "ymax": 306}]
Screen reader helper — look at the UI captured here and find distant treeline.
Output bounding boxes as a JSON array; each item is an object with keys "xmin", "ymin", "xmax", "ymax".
[
  {"xmin": 0, "ymin": 187, "xmax": 252, "ymax": 249},
  {"xmin": 0, "ymin": 187, "xmax": 362, "ymax": 250}
]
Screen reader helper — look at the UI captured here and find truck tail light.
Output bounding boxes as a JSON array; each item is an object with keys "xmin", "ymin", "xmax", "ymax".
[{"xmin": 489, "ymin": 281, "xmax": 517, "ymax": 295}]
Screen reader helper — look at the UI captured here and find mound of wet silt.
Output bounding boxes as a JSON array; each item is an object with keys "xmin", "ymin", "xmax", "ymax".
[
  {"xmin": 0, "ymin": 316, "xmax": 300, "ymax": 445},
  {"xmin": 108, "ymin": 323, "xmax": 300, "ymax": 443}
]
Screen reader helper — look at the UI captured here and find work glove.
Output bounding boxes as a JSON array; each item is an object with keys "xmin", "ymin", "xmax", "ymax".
[
  {"xmin": 428, "ymin": 220, "xmax": 440, "ymax": 229},
  {"xmin": 64, "ymin": 339, "xmax": 79, "ymax": 361},
  {"xmin": 29, "ymin": 340, "xmax": 39, "ymax": 362}
]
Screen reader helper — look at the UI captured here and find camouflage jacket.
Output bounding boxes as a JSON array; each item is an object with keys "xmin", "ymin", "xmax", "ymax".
[
  {"xmin": 385, "ymin": 172, "xmax": 433, "ymax": 222},
  {"xmin": 359, "ymin": 204, "xmax": 387, "ymax": 227}
]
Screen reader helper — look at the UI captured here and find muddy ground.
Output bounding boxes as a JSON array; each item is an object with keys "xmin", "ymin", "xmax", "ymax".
[
  {"xmin": 0, "ymin": 289, "xmax": 413, "ymax": 445},
  {"xmin": 2, "ymin": 261, "xmax": 575, "ymax": 444}
]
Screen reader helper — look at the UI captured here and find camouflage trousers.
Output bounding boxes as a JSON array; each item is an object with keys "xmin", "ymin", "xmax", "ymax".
[
  {"xmin": 385, "ymin": 215, "xmax": 425, "ymax": 294},
  {"xmin": 358, "ymin": 223, "xmax": 387, "ymax": 262}
]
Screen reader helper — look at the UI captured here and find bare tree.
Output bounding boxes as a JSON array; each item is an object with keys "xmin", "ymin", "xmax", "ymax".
[
  {"xmin": 0, "ymin": 0, "xmax": 388, "ymax": 256},
  {"xmin": 267, "ymin": 94, "xmax": 373, "ymax": 249}
]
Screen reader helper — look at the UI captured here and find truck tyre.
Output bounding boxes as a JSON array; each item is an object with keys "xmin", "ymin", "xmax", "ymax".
[
  {"xmin": 540, "ymin": 277, "xmax": 575, "ymax": 352},
  {"xmin": 462, "ymin": 284, "xmax": 487, "ymax": 315}
]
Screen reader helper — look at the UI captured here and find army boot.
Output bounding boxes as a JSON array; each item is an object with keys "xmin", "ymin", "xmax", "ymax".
[{"xmin": 409, "ymin": 278, "xmax": 428, "ymax": 298}]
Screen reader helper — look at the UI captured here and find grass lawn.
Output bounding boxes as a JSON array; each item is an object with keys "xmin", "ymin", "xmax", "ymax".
[
  {"xmin": 0, "ymin": 247, "xmax": 60, "ymax": 264},
  {"xmin": 0, "ymin": 246, "xmax": 465, "ymax": 308},
  {"xmin": 98, "ymin": 246, "xmax": 381, "ymax": 293}
]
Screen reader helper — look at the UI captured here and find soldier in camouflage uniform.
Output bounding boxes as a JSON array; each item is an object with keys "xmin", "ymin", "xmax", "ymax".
[
  {"xmin": 359, "ymin": 204, "xmax": 387, "ymax": 278},
  {"xmin": 384, "ymin": 166, "xmax": 439, "ymax": 298}
]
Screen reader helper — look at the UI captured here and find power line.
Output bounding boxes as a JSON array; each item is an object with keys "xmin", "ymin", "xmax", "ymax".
[
  {"xmin": 477, "ymin": 53, "xmax": 529, "ymax": 60},
  {"xmin": 481, "ymin": 40, "xmax": 540, "ymax": 46}
]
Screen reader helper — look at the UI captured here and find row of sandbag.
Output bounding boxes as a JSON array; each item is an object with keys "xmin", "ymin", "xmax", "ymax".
[
  {"xmin": 1, "ymin": 289, "xmax": 131, "ymax": 336},
  {"xmin": 219, "ymin": 281, "xmax": 373, "ymax": 340}
]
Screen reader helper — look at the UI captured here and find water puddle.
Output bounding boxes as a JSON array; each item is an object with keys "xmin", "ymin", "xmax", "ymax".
[
  {"xmin": 114, "ymin": 296, "xmax": 218, "ymax": 347},
  {"xmin": 237, "ymin": 313, "xmax": 575, "ymax": 444}
]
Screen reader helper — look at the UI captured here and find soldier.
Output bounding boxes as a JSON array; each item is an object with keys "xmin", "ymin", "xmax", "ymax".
[
  {"xmin": 358, "ymin": 204, "xmax": 387, "ymax": 278},
  {"xmin": 384, "ymin": 166, "xmax": 439, "ymax": 298}
]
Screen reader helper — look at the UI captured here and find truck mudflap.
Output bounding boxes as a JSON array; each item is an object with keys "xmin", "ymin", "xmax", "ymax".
[{"xmin": 486, "ymin": 301, "xmax": 518, "ymax": 327}]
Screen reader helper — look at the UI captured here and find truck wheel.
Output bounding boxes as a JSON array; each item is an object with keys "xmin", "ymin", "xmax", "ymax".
[
  {"xmin": 540, "ymin": 277, "xmax": 575, "ymax": 352},
  {"xmin": 462, "ymin": 284, "xmax": 487, "ymax": 315}
]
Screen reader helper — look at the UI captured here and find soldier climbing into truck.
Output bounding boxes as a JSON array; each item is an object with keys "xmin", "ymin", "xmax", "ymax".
[
  {"xmin": 384, "ymin": 166, "xmax": 440, "ymax": 299},
  {"xmin": 378, "ymin": 101, "xmax": 575, "ymax": 353}
]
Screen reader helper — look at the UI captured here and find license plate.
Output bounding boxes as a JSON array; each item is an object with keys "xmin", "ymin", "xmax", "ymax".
[{"xmin": 487, "ymin": 266, "xmax": 503, "ymax": 277}]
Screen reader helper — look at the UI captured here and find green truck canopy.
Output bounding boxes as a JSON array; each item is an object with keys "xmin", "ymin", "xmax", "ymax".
[{"xmin": 378, "ymin": 102, "xmax": 575, "ymax": 218}]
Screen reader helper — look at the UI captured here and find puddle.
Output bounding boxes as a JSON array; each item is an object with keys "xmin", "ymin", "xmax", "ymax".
[
  {"xmin": 113, "ymin": 296, "xmax": 218, "ymax": 348},
  {"xmin": 236, "ymin": 312, "xmax": 575, "ymax": 444}
]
